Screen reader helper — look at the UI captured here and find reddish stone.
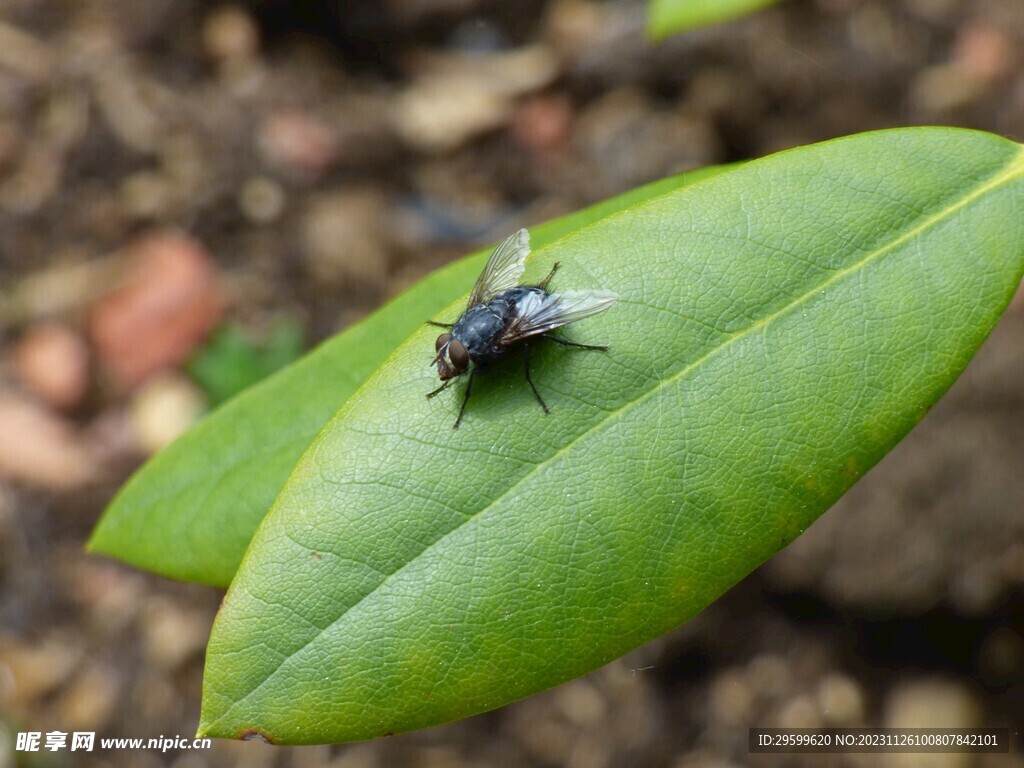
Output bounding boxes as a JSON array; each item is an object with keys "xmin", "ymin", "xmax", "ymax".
[
  {"xmin": 89, "ymin": 232, "xmax": 225, "ymax": 389},
  {"xmin": 14, "ymin": 322, "xmax": 90, "ymax": 410}
]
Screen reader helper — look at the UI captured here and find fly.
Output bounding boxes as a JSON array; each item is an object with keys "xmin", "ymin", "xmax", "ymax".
[{"xmin": 427, "ymin": 228, "xmax": 618, "ymax": 428}]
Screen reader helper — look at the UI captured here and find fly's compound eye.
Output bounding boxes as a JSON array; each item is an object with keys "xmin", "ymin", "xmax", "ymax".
[
  {"xmin": 435, "ymin": 333, "xmax": 452, "ymax": 352},
  {"xmin": 448, "ymin": 339, "xmax": 469, "ymax": 372}
]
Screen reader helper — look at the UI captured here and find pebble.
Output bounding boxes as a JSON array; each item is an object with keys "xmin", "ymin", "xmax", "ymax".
[
  {"xmin": 58, "ymin": 665, "xmax": 120, "ymax": 732},
  {"xmin": 392, "ymin": 73, "xmax": 511, "ymax": 153},
  {"xmin": 0, "ymin": 20, "xmax": 53, "ymax": 83},
  {"xmin": 120, "ymin": 171, "xmax": 173, "ymax": 221},
  {"xmin": 89, "ymin": 232, "xmax": 225, "ymax": 389},
  {"xmin": 746, "ymin": 653, "xmax": 792, "ymax": 698},
  {"xmin": 883, "ymin": 679, "xmax": 981, "ymax": 768},
  {"xmin": 816, "ymin": 673, "xmax": 864, "ymax": 725},
  {"xmin": 129, "ymin": 374, "xmax": 206, "ymax": 454},
  {"xmin": 140, "ymin": 599, "xmax": 211, "ymax": 671},
  {"xmin": 0, "ymin": 142, "xmax": 62, "ymax": 215},
  {"xmin": 708, "ymin": 667, "xmax": 755, "ymax": 724},
  {"xmin": 258, "ymin": 110, "xmax": 338, "ymax": 178},
  {"xmin": 950, "ymin": 22, "xmax": 1014, "ymax": 83},
  {"xmin": 0, "ymin": 634, "xmax": 83, "ymax": 711},
  {"xmin": 912, "ymin": 64, "xmax": 982, "ymax": 113},
  {"xmin": 238, "ymin": 176, "xmax": 286, "ymax": 224},
  {"xmin": 775, "ymin": 694, "xmax": 824, "ymax": 729},
  {"xmin": 510, "ymin": 93, "xmax": 574, "ymax": 155},
  {"xmin": 393, "ymin": 45, "xmax": 559, "ymax": 152},
  {"xmin": 553, "ymin": 679, "xmax": 607, "ymax": 727},
  {"xmin": 202, "ymin": 4, "xmax": 260, "ymax": 63},
  {"xmin": 0, "ymin": 392, "xmax": 94, "ymax": 489},
  {"xmin": 302, "ymin": 189, "xmax": 390, "ymax": 291},
  {"xmin": 14, "ymin": 323, "xmax": 90, "ymax": 411}
]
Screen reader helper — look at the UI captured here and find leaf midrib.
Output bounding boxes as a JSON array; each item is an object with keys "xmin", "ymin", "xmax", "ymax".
[{"xmin": 206, "ymin": 148, "xmax": 1024, "ymax": 730}]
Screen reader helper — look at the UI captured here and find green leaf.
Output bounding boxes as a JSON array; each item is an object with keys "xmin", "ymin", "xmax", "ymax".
[
  {"xmin": 198, "ymin": 128, "xmax": 1024, "ymax": 744},
  {"xmin": 87, "ymin": 164, "xmax": 737, "ymax": 587},
  {"xmin": 648, "ymin": 0, "xmax": 783, "ymax": 38},
  {"xmin": 189, "ymin": 320, "xmax": 304, "ymax": 407}
]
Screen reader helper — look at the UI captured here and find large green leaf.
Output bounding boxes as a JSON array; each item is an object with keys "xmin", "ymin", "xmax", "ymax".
[
  {"xmin": 648, "ymin": 0, "xmax": 783, "ymax": 38},
  {"xmin": 87, "ymin": 165, "xmax": 736, "ymax": 587},
  {"xmin": 198, "ymin": 128, "xmax": 1024, "ymax": 743}
]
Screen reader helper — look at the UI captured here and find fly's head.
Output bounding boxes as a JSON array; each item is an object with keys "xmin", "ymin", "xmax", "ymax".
[{"xmin": 433, "ymin": 333, "xmax": 469, "ymax": 381}]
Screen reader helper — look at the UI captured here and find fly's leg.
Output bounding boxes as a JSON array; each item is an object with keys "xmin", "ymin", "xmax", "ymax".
[
  {"xmin": 426, "ymin": 380, "xmax": 451, "ymax": 399},
  {"xmin": 524, "ymin": 344, "xmax": 550, "ymax": 415},
  {"xmin": 544, "ymin": 335, "xmax": 608, "ymax": 351},
  {"xmin": 536, "ymin": 261, "xmax": 560, "ymax": 290},
  {"xmin": 426, "ymin": 320, "xmax": 454, "ymax": 328},
  {"xmin": 454, "ymin": 369, "xmax": 476, "ymax": 429}
]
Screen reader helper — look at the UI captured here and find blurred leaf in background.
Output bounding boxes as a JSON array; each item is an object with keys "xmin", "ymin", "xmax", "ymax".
[
  {"xmin": 188, "ymin": 320, "xmax": 304, "ymax": 407},
  {"xmin": 648, "ymin": 0, "xmax": 783, "ymax": 38}
]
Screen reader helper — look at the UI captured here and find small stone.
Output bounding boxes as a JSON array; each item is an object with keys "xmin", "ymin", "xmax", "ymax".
[
  {"xmin": 58, "ymin": 666, "xmax": 120, "ymax": 732},
  {"xmin": 883, "ymin": 679, "xmax": 981, "ymax": 768},
  {"xmin": 89, "ymin": 232, "xmax": 225, "ymax": 389},
  {"xmin": 238, "ymin": 176, "xmax": 286, "ymax": 224},
  {"xmin": 258, "ymin": 110, "xmax": 338, "ymax": 177},
  {"xmin": 393, "ymin": 46, "xmax": 559, "ymax": 153},
  {"xmin": 203, "ymin": 4, "xmax": 260, "ymax": 62},
  {"xmin": 0, "ymin": 635, "xmax": 83, "ymax": 711},
  {"xmin": 0, "ymin": 392, "xmax": 94, "ymax": 489},
  {"xmin": 393, "ymin": 74, "xmax": 510, "ymax": 153},
  {"xmin": 511, "ymin": 93, "xmax": 574, "ymax": 154},
  {"xmin": 553, "ymin": 679, "xmax": 607, "ymax": 727},
  {"xmin": 912, "ymin": 64, "xmax": 982, "ymax": 113},
  {"xmin": 120, "ymin": 171, "xmax": 173, "ymax": 220},
  {"xmin": 775, "ymin": 694, "xmax": 824, "ymax": 729},
  {"xmin": 0, "ymin": 142, "xmax": 62, "ymax": 215},
  {"xmin": 817, "ymin": 673, "xmax": 864, "ymax": 725},
  {"xmin": 14, "ymin": 323, "xmax": 90, "ymax": 410},
  {"xmin": 708, "ymin": 668, "xmax": 755, "ymax": 724},
  {"xmin": 302, "ymin": 188, "xmax": 390, "ymax": 290},
  {"xmin": 884, "ymin": 679, "xmax": 981, "ymax": 728},
  {"xmin": 141, "ymin": 600, "xmax": 211, "ymax": 671},
  {"xmin": 746, "ymin": 654, "xmax": 791, "ymax": 698},
  {"xmin": 951, "ymin": 22, "xmax": 1014, "ymax": 83},
  {"xmin": 130, "ymin": 374, "xmax": 206, "ymax": 454}
]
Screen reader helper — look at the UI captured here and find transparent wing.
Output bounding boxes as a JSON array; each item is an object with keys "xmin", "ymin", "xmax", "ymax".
[
  {"xmin": 468, "ymin": 228, "xmax": 530, "ymax": 308},
  {"xmin": 501, "ymin": 289, "xmax": 619, "ymax": 344}
]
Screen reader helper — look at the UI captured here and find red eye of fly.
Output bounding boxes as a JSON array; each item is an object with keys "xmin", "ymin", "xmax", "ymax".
[
  {"xmin": 435, "ymin": 333, "xmax": 452, "ymax": 352},
  {"xmin": 448, "ymin": 339, "xmax": 469, "ymax": 371}
]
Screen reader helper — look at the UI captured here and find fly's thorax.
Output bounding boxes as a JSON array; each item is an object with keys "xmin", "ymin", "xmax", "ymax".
[{"xmin": 452, "ymin": 301, "xmax": 512, "ymax": 361}]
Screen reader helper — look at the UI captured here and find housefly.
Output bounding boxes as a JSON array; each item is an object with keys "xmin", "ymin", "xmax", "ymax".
[{"xmin": 428, "ymin": 229, "xmax": 618, "ymax": 428}]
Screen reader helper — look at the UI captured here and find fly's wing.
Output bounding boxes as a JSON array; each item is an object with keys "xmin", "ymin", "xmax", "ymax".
[
  {"xmin": 501, "ymin": 289, "xmax": 619, "ymax": 344},
  {"xmin": 467, "ymin": 228, "xmax": 530, "ymax": 308}
]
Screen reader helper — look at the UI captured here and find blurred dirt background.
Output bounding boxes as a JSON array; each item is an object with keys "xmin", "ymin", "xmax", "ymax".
[{"xmin": 0, "ymin": 0, "xmax": 1022, "ymax": 766}]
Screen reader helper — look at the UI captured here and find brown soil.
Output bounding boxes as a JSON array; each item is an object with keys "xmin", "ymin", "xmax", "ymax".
[{"xmin": 0, "ymin": 0, "xmax": 1022, "ymax": 766}]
